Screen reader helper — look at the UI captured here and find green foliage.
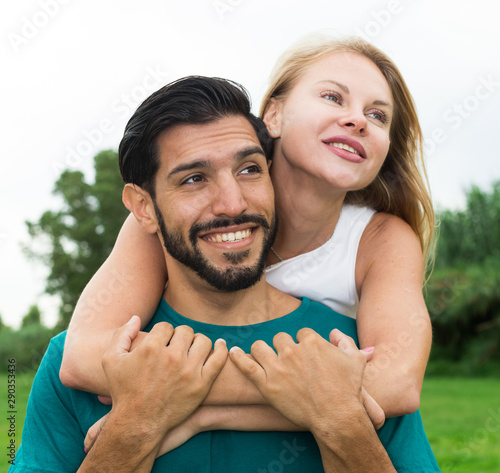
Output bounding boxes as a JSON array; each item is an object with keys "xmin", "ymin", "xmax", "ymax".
[
  {"xmin": 21, "ymin": 304, "xmax": 42, "ymax": 328},
  {"xmin": 25, "ymin": 150, "xmax": 128, "ymax": 329},
  {"xmin": 435, "ymin": 182, "xmax": 500, "ymax": 268},
  {"xmin": 426, "ymin": 181, "xmax": 500, "ymax": 372},
  {"xmin": 0, "ymin": 324, "xmax": 57, "ymax": 373}
]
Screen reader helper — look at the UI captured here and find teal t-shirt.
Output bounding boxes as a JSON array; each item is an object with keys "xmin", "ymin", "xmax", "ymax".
[{"xmin": 10, "ymin": 297, "xmax": 440, "ymax": 472}]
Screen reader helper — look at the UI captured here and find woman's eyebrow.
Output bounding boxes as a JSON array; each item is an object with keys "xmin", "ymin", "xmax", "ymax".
[{"xmin": 316, "ymin": 79, "xmax": 350, "ymax": 94}]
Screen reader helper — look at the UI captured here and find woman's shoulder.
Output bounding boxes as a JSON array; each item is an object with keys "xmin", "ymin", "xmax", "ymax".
[
  {"xmin": 361, "ymin": 211, "xmax": 421, "ymax": 262},
  {"xmin": 365, "ymin": 211, "xmax": 416, "ymax": 238}
]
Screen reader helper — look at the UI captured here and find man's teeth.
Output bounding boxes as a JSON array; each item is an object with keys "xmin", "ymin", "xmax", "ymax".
[
  {"xmin": 205, "ymin": 229, "xmax": 252, "ymax": 243},
  {"xmin": 330, "ymin": 142, "xmax": 360, "ymax": 155}
]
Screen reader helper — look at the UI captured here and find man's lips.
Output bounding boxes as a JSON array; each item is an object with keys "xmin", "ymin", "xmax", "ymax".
[{"xmin": 322, "ymin": 136, "xmax": 367, "ymax": 160}]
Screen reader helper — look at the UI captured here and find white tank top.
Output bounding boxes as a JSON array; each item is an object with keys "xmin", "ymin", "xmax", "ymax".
[{"xmin": 266, "ymin": 204, "xmax": 376, "ymax": 319}]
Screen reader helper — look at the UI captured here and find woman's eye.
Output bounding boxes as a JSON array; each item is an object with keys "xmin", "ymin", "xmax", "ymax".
[
  {"xmin": 321, "ymin": 91, "xmax": 342, "ymax": 104},
  {"xmin": 367, "ymin": 110, "xmax": 387, "ymax": 124},
  {"xmin": 240, "ymin": 165, "xmax": 261, "ymax": 175}
]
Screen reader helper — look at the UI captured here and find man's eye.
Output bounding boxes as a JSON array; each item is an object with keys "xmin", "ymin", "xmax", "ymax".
[
  {"xmin": 182, "ymin": 175, "xmax": 204, "ymax": 185},
  {"xmin": 240, "ymin": 165, "xmax": 261, "ymax": 175}
]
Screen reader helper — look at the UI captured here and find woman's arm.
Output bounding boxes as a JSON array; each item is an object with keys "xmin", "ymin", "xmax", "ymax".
[
  {"xmin": 355, "ymin": 213, "xmax": 433, "ymax": 417},
  {"xmin": 60, "ymin": 213, "xmax": 168, "ymax": 393}
]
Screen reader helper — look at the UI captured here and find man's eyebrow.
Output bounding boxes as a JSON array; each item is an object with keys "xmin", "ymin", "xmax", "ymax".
[
  {"xmin": 167, "ymin": 160, "xmax": 212, "ymax": 179},
  {"xmin": 234, "ymin": 146, "xmax": 266, "ymax": 161},
  {"xmin": 166, "ymin": 146, "xmax": 266, "ymax": 179}
]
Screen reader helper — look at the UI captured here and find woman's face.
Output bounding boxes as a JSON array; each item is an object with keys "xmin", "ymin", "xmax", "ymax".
[{"xmin": 269, "ymin": 51, "xmax": 394, "ymax": 193}]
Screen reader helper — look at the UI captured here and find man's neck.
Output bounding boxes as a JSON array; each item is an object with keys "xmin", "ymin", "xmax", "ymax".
[{"xmin": 162, "ymin": 270, "xmax": 300, "ymax": 326}]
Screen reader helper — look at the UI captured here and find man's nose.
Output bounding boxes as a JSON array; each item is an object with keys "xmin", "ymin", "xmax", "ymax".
[{"xmin": 211, "ymin": 176, "xmax": 248, "ymax": 217}]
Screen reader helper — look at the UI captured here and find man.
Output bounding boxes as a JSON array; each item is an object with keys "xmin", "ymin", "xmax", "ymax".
[{"xmin": 10, "ymin": 76, "xmax": 440, "ymax": 472}]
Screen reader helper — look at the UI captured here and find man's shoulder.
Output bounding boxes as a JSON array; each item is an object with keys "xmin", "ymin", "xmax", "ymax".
[
  {"xmin": 38, "ymin": 331, "xmax": 67, "ymax": 365},
  {"xmin": 295, "ymin": 298, "xmax": 358, "ymax": 342},
  {"xmin": 304, "ymin": 298, "xmax": 357, "ymax": 322},
  {"xmin": 25, "ymin": 331, "xmax": 73, "ymax": 402}
]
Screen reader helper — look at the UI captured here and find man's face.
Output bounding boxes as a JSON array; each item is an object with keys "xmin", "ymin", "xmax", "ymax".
[{"xmin": 151, "ymin": 115, "xmax": 277, "ymax": 292}]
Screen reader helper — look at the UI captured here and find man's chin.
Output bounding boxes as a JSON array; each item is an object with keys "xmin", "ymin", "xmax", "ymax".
[{"xmin": 196, "ymin": 261, "xmax": 265, "ymax": 293}]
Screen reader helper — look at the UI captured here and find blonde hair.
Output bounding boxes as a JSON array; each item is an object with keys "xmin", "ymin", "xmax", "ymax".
[{"xmin": 260, "ymin": 34, "xmax": 436, "ymax": 278}]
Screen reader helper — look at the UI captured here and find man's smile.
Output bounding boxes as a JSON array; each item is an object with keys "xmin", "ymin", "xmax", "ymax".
[{"xmin": 202, "ymin": 228, "xmax": 253, "ymax": 243}]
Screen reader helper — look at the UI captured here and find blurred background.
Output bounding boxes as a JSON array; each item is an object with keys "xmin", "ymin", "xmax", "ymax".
[{"xmin": 1, "ymin": 1, "xmax": 499, "ymax": 471}]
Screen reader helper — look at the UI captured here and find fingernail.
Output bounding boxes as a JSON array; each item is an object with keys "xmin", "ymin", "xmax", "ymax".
[
  {"xmin": 126, "ymin": 315, "xmax": 137, "ymax": 325},
  {"xmin": 216, "ymin": 338, "xmax": 227, "ymax": 345},
  {"xmin": 84, "ymin": 447, "xmax": 88, "ymax": 454},
  {"xmin": 229, "ymin": 346, "xmax": 242, "ymax": 354},
  {"xmin": 362, "ymin": 346, "xmax": 375, "ymax": 352}
]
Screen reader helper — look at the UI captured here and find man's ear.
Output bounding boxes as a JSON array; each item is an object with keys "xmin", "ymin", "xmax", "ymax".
[
  {"xmin": 122, "ymin": 184, "xmax": 158, "ymax": 234},
  {"xmin": 262, "ymin": 98, "xmax": 283, "ymax": 138}
]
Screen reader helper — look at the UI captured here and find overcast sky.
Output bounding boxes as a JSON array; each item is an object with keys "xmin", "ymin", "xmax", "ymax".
[{"xmin": 1, "ymin": 0, "xmax": 499, "ymax": 328}]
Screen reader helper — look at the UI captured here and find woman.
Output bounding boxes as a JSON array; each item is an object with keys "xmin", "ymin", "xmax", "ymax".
[{"xmin": 61, "ymin": 34, "xmax": 435, "ymax": 430}]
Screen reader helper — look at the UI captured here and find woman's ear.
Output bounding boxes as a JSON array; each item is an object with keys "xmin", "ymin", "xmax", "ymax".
[
  {"xmin": 262, "ymin": 98, "xmax": 282, "ymax": 138},
  {"xmin": 122, "ymin": 184, "xmax": 158, "ymax": 234}
]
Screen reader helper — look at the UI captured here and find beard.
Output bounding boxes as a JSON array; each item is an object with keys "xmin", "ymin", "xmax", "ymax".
[{"xmin": 153, "ymin": 202, "xmax": 278, "ymax": 292}]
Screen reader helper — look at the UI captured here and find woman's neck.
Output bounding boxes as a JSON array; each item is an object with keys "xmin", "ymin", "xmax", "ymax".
[{"xmin": 270, "ymin": 157, "xmax": 347, "ymax": 261}]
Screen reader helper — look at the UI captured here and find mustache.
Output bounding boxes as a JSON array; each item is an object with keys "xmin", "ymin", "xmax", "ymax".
[{"xmin": 189, "ymin": 214, "xmax": 270, "ymax": 243}]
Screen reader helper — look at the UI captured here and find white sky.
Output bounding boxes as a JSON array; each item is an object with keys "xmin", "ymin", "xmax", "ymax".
[{"xmin": 1, "ymin": 0, "xmax": 499, "ymax": 328}]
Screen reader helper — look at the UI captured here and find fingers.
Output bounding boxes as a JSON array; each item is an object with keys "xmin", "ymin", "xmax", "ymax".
[
  {"xmin": 188, "ymin": 333, "xmax": 214, "ymax": 363},
  {"xmin": 106, "ymin": 315, "xmax": 142, "ymax": 358},
  {"xmin": 329, "ymin": 328, "xmax": 359, "ymax": 353},
  {"xmin": 272, "ymin": 332, "xmax": 295, "ymax": 353},
  {"xmin": 202, "ymin": 339, "xmax": 228, "ymax": 382},
  {"xmin": 362, "ymin": 387, "xmax": 386, "ymax": 430},
  {"xmin": 229, "ymin": 345, "xmax": 267, "ymax": 387},
  {"xmin": 148, "ymin": 321, "xmax": 176, "ymax": 346},
  {"xmin": 97, "ymin": 395, "xmax": 112, "ymax": 405},
  {"xmin": 84, "ymin": 415, "xmax": 108, "ymax": 453},
  {"xmin": 361, "ymin": 346, "xmax": 375, "ymax": 362}
]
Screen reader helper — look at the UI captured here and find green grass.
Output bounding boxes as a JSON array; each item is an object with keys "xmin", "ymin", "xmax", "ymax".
[
  {"xmin": 420, "ymin": 377, "xmax": 500, "ymax": 472},
  {"xmin": 1, "ymin": 374, "xmax": 500, "ymax": 471}
]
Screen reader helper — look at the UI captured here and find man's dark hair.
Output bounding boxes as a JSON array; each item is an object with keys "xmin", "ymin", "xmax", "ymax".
[{"xmin": 119, "ymin": 76, "xmax": 273, "ymax": 198}]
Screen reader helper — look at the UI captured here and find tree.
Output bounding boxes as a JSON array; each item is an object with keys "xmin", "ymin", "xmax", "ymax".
[
  {"xmin": 21, "ymin": 304, "xmax": 42, "ymax": 328},
  {"xmin": 434, "ymin": 181, "xmax": 500, "ymax": 268},
  {"xmin": 426, "ymin": 181, "xmax": 500, "ymax": 374},
  {"xmin": 25, "ymin": 150, "xmax": 129, "ymax": 329},
  {"xmin": 0, "ymin": 313, "xmax": 7, "ymax": 332},
  {"xmin": 0, "ymin": 306, "xmax": 55, "ymax": 373}
]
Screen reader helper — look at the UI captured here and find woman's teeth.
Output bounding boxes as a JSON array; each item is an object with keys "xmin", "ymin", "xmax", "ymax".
[{"xmin": 330, "ymin": 142, "xmax": 360, "ymax": 155}]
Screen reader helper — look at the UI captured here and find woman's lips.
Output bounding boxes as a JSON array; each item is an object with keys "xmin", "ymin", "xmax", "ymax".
[{"xmin": 322, "ymin": 136, "xmax": 367, "ymax": 163}]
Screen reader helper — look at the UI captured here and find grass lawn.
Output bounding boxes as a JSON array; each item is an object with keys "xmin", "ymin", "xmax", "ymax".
[
  {"xmin": 1, "ymin": 373, "xmax": 499, "ymax": 471},
  {"xmin": 420, "ymin": 377, "xmax": 500, "ymax": 472}
]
